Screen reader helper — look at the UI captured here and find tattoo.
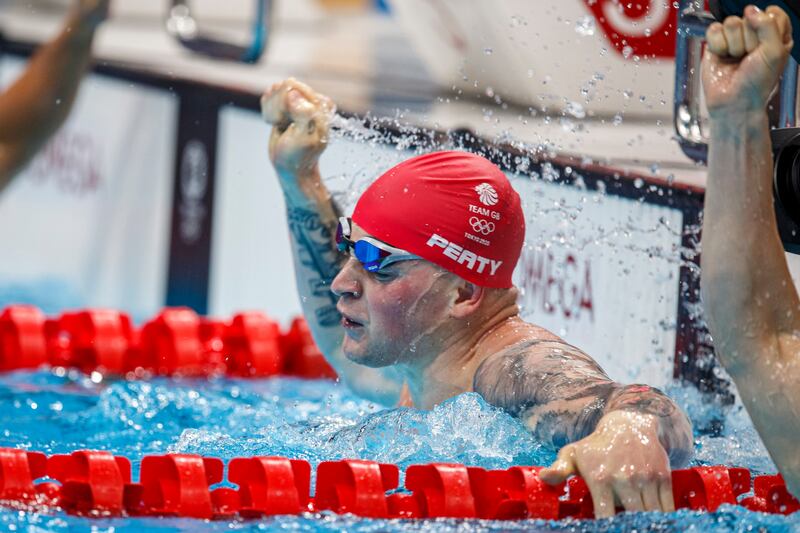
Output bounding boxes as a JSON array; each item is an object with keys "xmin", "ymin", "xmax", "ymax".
[
  {"xmin": 287, "ymin": 206, "xmax": 342, "ymax": 284},
  {"xmin": 606, "ymin": 385, "xmax": 677, "ymax": 418},
  {"xmin": 474, "ymin": 339, "xmax": 693, "ymax": 466},
  {"xmin": 286, "ymin": 205, "xmax": 344, "ymax": 328},
  {"xmin": 309, "ymin": 278, "xmax": 333, "ymax": 298}
]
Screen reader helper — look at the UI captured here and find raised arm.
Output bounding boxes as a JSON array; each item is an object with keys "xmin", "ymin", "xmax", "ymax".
[
  {"xmin": 700, "ymin": 5, "xmax": 800, "ymax": 497},
  {"xmin": 475, "ymin": 340, "xmax": 693, "ymax": 517},
  {"xmin": 0, "ymin": 0, "xmax": 109, "ymax": 192},
  {"xmin": 260, "ymin": 79, "xmax": 402, "ymax": 405}
]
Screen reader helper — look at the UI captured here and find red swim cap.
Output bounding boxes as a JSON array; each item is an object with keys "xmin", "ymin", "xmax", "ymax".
[{"xmin": 352, "ymin": 151, "xmax": 524, "ymax": 288}]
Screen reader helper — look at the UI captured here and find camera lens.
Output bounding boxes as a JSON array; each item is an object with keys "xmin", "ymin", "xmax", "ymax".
[
  {"xmin": 772, "ymin": 129, "xmax": 800, "ymax": 252},
  {"xmin": 774, "ymin": 143, "xmax": 800, "ymax": 222}
]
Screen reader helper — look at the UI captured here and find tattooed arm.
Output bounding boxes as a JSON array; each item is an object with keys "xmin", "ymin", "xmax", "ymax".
[
  {"xmin": 474, "ymin": 339, "xmax": 693, "ymax": 517},
  {"xmin": 261, "ymin": 79, "xmax": 403, "ymax": 405}
]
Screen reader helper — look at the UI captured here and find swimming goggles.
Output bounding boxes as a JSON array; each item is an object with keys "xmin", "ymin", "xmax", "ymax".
[{"xmin": 335, "ymin": 217, "xmax": 421, "ymax": 272}]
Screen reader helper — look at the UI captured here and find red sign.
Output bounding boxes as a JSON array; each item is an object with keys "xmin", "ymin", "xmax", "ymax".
[{"xmin": 584, "ymin": 0, "xmax": 679, "ymax": 59}]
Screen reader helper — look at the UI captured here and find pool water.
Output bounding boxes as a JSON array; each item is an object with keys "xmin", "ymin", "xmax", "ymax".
[{"xmin": 0, "ymin": 370, "xmax": 796, "ymax": 532}]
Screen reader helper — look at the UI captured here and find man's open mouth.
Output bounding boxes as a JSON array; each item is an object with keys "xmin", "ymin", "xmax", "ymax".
[{"xmin": 339, "ymin": 310, "xmax": 364, "ymax": 328}]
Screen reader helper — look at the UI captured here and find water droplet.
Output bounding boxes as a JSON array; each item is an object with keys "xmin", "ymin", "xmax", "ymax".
[
  {"xmin": 565, "ymin": 101, "xmax": 586, "ymax": 119},
  {"xmin": 622, "ymin": 45, "xmax": 634, "ymax": 59},
  {"xmin": 484, "ymin": 47, "xmax": 493, "ymax": 55},
  {"xmin": 575, "ymin": 15, "xmax": 596, "ymax": 36},
  {"xmin": 510, "ymin": 14, "xmax": 527, "ymax": 27}
]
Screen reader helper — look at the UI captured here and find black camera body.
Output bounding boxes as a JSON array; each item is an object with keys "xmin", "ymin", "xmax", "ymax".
[{"xmin": 772, "ymin": 128, "xmax": 800, "ymax": 253}]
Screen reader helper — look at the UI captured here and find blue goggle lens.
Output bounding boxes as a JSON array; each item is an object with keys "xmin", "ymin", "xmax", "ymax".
[{"xmin": 354, "ymin": 240, "xmax": 391, "ymax": 271}]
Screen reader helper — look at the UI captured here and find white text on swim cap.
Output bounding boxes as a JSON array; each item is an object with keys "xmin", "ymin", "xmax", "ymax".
[{"xmin": 426, "ymin": 234, "xmax": 503, "ymax": 276}]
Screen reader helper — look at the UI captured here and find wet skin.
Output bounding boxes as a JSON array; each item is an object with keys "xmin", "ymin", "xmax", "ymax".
[
  {"xmin": 701, "ymin": 5, "xmax": 800, "ymax": 497},
  {"xmin": 332, "ymin": 220, "xmax": 693, "ymax": 517},
  {"xmin": 262, "ymin": 78, "xmax": 694, "ymax": 517},
  {"xmin": 333, "ymin": 224, "xmax": 460, "ymax": 369}
]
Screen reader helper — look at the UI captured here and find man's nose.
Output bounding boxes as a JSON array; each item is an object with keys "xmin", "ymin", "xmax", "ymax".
[{"xmin": 331, "ymin": 257, "xmax": 363, "ymax": 298}]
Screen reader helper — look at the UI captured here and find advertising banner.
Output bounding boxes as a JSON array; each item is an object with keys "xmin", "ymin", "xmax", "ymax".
[{"xmin": 0, "ymin": 57, "xmax": 178, "ymax": 320}]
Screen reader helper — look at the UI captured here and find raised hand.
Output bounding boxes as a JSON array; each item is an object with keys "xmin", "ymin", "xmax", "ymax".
[
  {"xmin": 702, "ymin": 5, "xmax": 793, "ymax": 116},
  {"xmin": 260, "ymin": 78, "xmax": 336, "ymax": 196},
  {"xmin": 73, "ymin": 0, "xmax": 110, "ymax": 31}
]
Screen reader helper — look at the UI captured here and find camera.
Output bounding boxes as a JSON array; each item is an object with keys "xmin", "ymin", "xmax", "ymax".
[{"xmin": 773, "ymin": 128, "xmax": 800, "ymax": 252}]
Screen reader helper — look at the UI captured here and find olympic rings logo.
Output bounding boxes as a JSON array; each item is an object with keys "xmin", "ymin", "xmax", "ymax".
[{"xmin": 469, "ymin": 217, "xmax": 495, "ymax": 235}]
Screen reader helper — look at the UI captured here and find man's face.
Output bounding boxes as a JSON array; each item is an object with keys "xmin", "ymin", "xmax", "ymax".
[{"xmin": 330, "ymin": 222, "xmax": 456, "ymax": 368}]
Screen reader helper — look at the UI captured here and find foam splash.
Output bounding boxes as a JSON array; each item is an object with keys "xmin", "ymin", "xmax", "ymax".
[{"xmin": 171, "ymin": 392, "xmax": 552, "ymax": 469}]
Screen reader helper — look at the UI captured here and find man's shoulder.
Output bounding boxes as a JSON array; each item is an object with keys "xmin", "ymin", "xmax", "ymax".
[
  {"xmin": 472, "ymin": 333, "xmax": 612, "ymax": 417},
  {"xmin": 480, "ymin": 336, "xmax": 582, "ymax": 369},
  {"xmin": 473, "ymin": 335, "xmax": 607, "ymax": 394},
  {"xmin": 472, "ymin": 337, "xmax": 560, "ymax": 390}
]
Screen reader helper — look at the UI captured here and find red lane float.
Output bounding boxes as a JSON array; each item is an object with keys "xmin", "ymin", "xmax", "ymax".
[
  {"xmin": 140, "ymin": 309, "xmax": 206, "ymax": 376},
  {"xmin": 225, "ymin": 313, "xmax": 284, "ymax": 377},
  {"xmin": 47, "ymin": 450, "xmax": 131, "ymax": 514},
  {"xmin": 59, "ymin": 310, "xmax": 132, "ymax": 374},
  {"xmin": 405, "ymin": 463, "xmax": 476, "ymax": 518},
  {"xmin": 131, "ymin": 454, "xmax": 225, "ymax": 518},
  {"xmin": 227, "ymin": 456, "xmax": 311, "ymax": 517},
  {"xmin": 316, "ymin": 460, "xmax": 398, "ymax": 517},
  {"xmin": 281, "ymin": 317, "xmax": 337, "ymax": 380},
  {"xmin": 468, "ymin": 465, "xmax": 563, "ymax": 520},
  {"xmin": 0, "ymin": 305, "xmax": 48, "ymax": 371},
  {"xmin": 0, "ymin": 448, "xmax": 798, "ymax": 520},
  {"xmin": 672, "ymin": 465, "xmax": 740, "ymax": 512},
  {"xmin": 741, "ymin": 474, "xmax": 800, "ymax": 514},
  {"xmin": 0, "ymin": 305, "xmax": 336, "ymax": 380},
  {"xmin": 0, "ymin": 448, "xmax": 48, "ymax": 502}
]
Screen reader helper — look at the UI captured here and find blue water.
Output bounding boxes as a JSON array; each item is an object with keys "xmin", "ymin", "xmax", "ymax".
[{"xmin": 0, "ymin": 370, "xmax": 796, "ymax": 532}]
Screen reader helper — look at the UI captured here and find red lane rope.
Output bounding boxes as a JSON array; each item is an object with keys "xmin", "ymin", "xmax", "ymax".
[
  {"xmin": 0, "ymin": 449, "xmax": 797, "ymax": 520},
  {"xmin": 0, "ymin": 305, "xmax": 337, "ymax": 379},
  {"xmin": 2, "ymin": 306, "xmax": 799, "ymax": 519}
]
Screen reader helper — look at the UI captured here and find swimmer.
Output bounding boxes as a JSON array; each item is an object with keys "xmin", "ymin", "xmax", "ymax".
[
  {"xmin": 261, "ymin": 78, "xmax": 693, "ymax": 517},
  {"xmin": 701, "ymin": 5, "xmax": 800, "ymax": 497},
  {"xmin": 0, "ymin": 0, "xmax": 109, "ymax": 192}
]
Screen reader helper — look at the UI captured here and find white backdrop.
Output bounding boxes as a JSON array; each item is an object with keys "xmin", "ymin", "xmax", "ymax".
[{"xmin": 0, "ymin": 57, "xmax": 177, "ymax": 320}]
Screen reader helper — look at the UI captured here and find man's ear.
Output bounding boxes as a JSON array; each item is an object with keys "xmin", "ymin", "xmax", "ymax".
[{"xmin": 450, "ymin": 281, "xmax": 484, "ymax": 318}]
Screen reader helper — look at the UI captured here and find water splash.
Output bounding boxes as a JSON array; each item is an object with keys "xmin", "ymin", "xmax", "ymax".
[
  {"xmin": 574, "ymin": 15, "xmax": 596, "ymax": 37},
  {"xmin": 0, "ymin": 371, "xmax": 796, "ymax": 531}
]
